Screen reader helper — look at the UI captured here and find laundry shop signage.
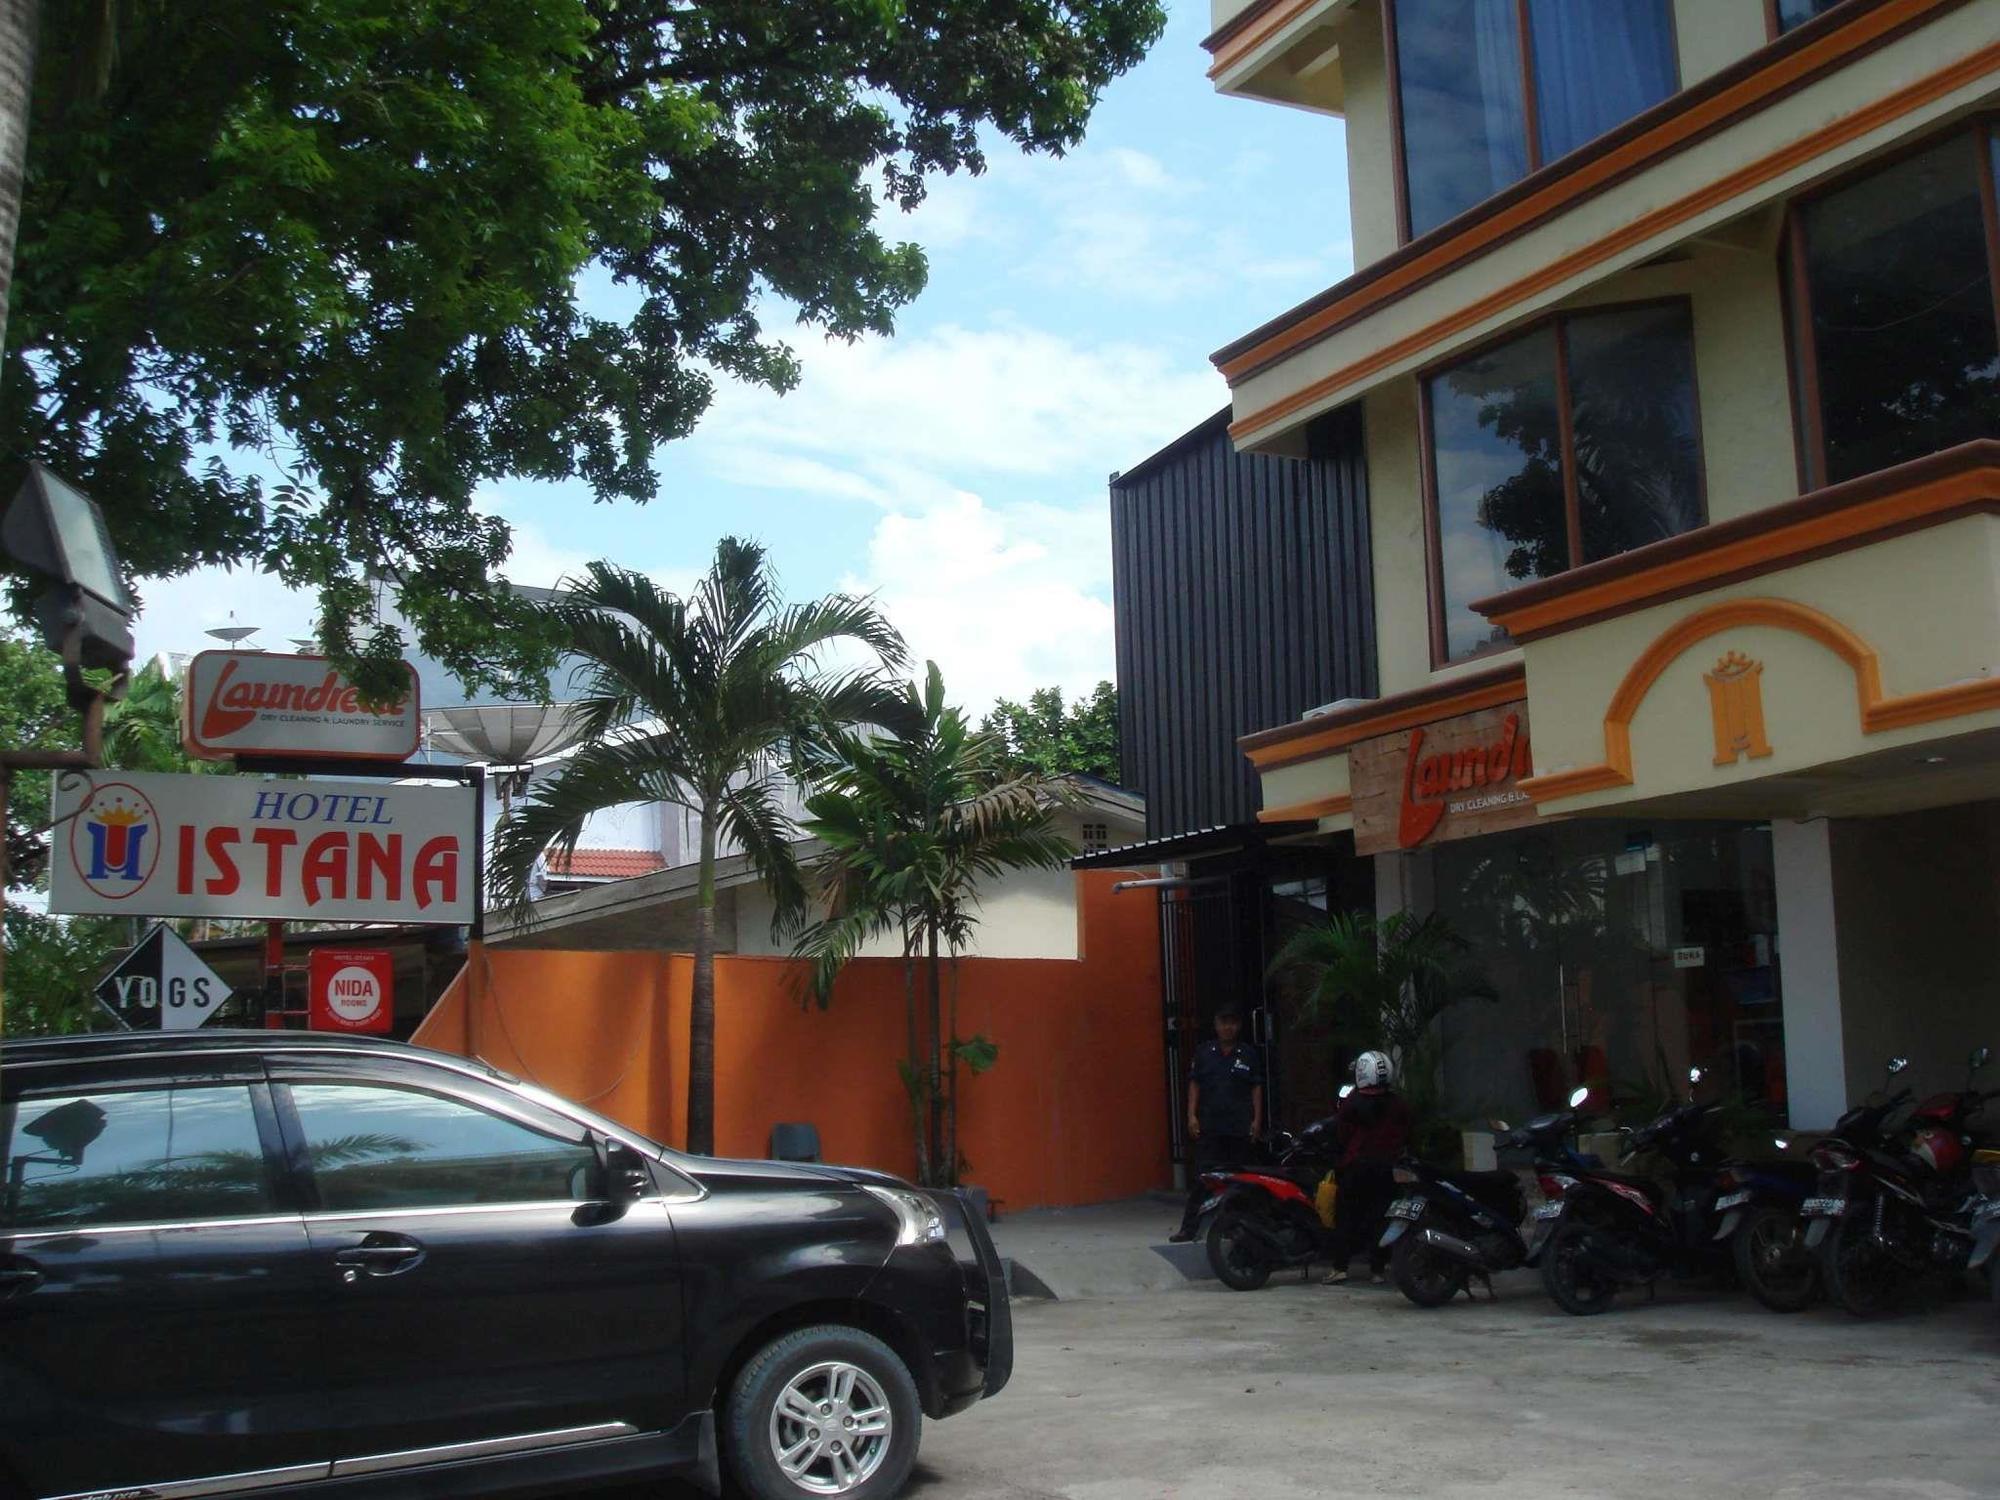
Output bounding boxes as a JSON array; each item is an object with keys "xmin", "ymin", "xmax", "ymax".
[
  {"xmin": 184, "ymin": 651, "xmax": 420, "ymax": 761},
  {"xmin": 1349, "ymin": 700, "xmax": 1539, "ymax": 856}
]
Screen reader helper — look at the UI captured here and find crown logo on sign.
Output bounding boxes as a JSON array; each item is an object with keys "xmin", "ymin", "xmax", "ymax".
[
  {"xmin": 92, "ymin": 800, "xmax": 145, "ymax": 827},
  {"xmin": 1710, "ymin": 650, "xmax": 1757, "ymax": 681}
]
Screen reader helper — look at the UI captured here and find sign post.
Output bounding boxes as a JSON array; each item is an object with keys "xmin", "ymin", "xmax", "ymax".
[{"xmin": 94, "ymin": 923, "xmax": 233, "ymax": 1031}]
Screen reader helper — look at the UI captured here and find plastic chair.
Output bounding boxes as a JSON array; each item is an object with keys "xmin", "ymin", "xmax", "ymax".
[{"xmin": 769, "ymin": 1122, "xmax": 822, "ymax": 1163}]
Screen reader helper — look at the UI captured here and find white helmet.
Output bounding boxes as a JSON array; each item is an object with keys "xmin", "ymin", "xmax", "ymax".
[{"xmin": 1353, "ymin": 1051, "xmax": 1393, "ymax": 1089}]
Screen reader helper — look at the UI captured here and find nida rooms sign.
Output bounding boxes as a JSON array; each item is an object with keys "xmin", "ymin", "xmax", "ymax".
[
  {"xmin": 1349, "ymin": 701, "xmax": 1540, "ymax": 857},
  {"xmin": 49, "ymin": 771, "xmax": 475, "ymax": 924},
  {"xmin": 184, "ymin": 651, "xmax": 420, "ymax": 761}
]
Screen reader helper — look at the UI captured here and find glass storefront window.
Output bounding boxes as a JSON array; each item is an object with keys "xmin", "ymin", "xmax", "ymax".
[
  {"xmin": 1792, "ymin": 133, "xmax": 2000, "ymax": 487},
  {"xmin": 1392, "ymin": 0, "xmax": 1678, "ymax": 238},
  {"xmin": 1425, "ymin": 303, "xmax": 1704, "ymax": 661},
  {"xmin": 1428, "ymin": 820, "xmax": 1785, "ymax": 1125}
]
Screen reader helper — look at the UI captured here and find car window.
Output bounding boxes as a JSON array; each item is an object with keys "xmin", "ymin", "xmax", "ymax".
[
  {"xmin": 0, "ymin": 1085, "xmax": 276, "ymax": 1231},
  {"xmin": 289, "ymin": 1082, "xmax": 598, "ymax": 1211}
]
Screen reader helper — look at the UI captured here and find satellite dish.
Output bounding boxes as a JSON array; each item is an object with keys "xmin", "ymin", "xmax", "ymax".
[{"xmin": 422, "ymin": 703, "xmax": 590, "ymax": 766}]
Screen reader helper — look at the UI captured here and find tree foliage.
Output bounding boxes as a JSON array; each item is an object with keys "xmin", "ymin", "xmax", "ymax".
[
  {"xmin": 6, "ymin": 0, "xmax": 1164, "ymax": 695},
  {"xmin": 2, "ymin": 907, "xmax": 122, "ymax": 1036},
  {"xmin": 486, "ymin": 539, "xmax": 906, "ymax": 1153},
  {"xmin": 793, "ymin": 662, "xmax": 1075, "ymax": 1186},
  {"xmin": 980, "ymin": 680, "xmax": 1119, "ymax": 782}
]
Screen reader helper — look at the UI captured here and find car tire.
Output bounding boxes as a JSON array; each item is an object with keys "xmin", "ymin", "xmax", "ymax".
[{"xmin": 724, "ymin": 1324, "xmax": 921, "ymax": 1500}]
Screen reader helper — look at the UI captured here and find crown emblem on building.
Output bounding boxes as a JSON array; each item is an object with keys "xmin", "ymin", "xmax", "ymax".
[{"xmin": 1710, "ymin": 649, "xmax": 1758, "ymax": 680}]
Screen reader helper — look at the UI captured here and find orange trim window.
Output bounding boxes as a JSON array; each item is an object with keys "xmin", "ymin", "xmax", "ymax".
[
  {"xmin": 1423, "ymin": 300, "xmax": 1706, "ymax": 666},
  {"xmin": 1784, "ymin": 123, "xmax": 2000, "ymax": 492}
]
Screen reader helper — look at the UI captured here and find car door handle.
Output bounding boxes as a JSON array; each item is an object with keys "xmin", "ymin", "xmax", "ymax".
[
  {"xmin": 333, "ymin": 1236, "xmax": 425, "ymax": 1277},
  {"xmin": 0, "ymin": 1260, "xmax": 43, "ymax": 1298}
]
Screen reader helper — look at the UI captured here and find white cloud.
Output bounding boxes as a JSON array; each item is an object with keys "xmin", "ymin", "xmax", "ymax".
[{"xmin": 844, "ymin": 491, "xmax": 1116, "ymax": 715}]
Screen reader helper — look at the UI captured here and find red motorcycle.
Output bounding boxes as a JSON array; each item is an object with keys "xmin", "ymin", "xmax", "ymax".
[
  {"xmin": 1198, "ymin": 1110, "xmax": 1344, "ymax": 1291},
  {"xmin": 1803, "ymin": 1046, "xmax": 1997, "ymax": 1315}
]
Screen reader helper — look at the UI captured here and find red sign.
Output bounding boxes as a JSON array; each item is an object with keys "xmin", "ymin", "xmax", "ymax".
[
  {"xmin": 1350, "ymin": 701, "xmax": 1539, "ymax": 856},
  {"xmin": 310, "ymin": 949, "xmax": 395, "ymax": 1033},
  {"xmin": 184, "ymin": 652, "xmax": 420, "ymax": 762}
]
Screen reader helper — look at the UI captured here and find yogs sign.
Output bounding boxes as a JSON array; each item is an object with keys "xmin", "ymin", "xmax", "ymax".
[
  {"xmin": 184, "ymin": 651, "xmax": 420, "ymax": 761},
  {"xmin": 1349, "ymin": 701, "xmax": 1539, "ymax": 856},
  {"xmin": 49, "ymin": 771, "xmax": 475, "ymax": 924}
]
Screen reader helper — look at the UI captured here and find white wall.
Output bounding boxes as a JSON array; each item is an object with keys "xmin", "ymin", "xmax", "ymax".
[{"xmin": 1772, "ymin": 817, "xmax": 1847, "ymax": 1130}]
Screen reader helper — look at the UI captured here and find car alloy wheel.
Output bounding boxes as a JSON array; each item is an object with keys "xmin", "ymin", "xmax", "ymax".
[{"xmin": 767, "ymin": 1360, "xmax": 893, "ymax": 1494}]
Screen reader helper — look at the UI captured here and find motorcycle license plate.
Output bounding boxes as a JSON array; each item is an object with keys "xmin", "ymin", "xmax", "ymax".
[
  {"xmin": 1533, "ymin": 1201, "xmax": 1565, "ymax": 1220},
  {"xmin": 1801, "ymin": 1196, "xmax": 1846, "ymax": 1217},
  {"xmin": 1387, "ymin": 1197, "xmax": 1426, "ymax": 1221},
  {"xmin": 1714, "ymin": 1190, "xmax": 1752, "ymax": 1212}
]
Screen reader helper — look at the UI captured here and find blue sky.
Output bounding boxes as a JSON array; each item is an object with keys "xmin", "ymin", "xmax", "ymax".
[{"xmin": 137, "ymin": 2, "xmax": 1355, "ymax": 715}]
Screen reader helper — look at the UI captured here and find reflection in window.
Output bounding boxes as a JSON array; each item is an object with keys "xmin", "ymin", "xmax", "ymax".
[
  {"xmin": 1568, "ymin": 305, "xmax": 1703, "ymax": 561},
  {"xmin": 1428, "ymin": 326, "xmax": 1566, "ymax": 661},
  {"xmin": 1394, "ymin": 0, "xmax": 1677, "ymax": 238},
  {"xmin": 1427, "ymin": 304, "xmax": 1703, "ymax": 660},
  {"xmin": 290, "ymin": 1083, "xmax": 598, "ymax": 1211},
  {"xmin": 1795, "ymin": 135, "xmax": 2000, "ymax": 485},
  {"xmin": 1775, "ymin": 0, "xmax": 1848, "ymax": 31},
  {"xmin": 1, "ymin": 1087, "xmax": 273, "ymax": 1229}
]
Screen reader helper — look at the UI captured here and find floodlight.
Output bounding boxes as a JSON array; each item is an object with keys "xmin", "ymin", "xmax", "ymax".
[{"xmin": 2, "ymin": 464, "xmax": 134, "ymax": 670}]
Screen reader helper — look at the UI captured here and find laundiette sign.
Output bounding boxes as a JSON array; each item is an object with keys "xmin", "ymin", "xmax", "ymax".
[
  {"xmin": 48, "ymin": 771, "xmax": 475, "ymax": 924},
  {"xmin": 184, "ymin": 651, "xmax": 420, "ymax": 761},
  {"xmin": 1349, "ymin": 701, "xmax": 1540, "ymax": 857}
]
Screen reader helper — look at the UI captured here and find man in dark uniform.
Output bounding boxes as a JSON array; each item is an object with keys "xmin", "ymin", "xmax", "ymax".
[{"xmin": 1169, "ymin": 1005, "xmax": 1263, "ymax": 1243}]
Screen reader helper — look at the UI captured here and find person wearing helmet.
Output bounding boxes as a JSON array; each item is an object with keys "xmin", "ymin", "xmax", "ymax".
[{"xmin": 1322, "ymin": 1049, "xmax": 1413, "ymax": 1285}]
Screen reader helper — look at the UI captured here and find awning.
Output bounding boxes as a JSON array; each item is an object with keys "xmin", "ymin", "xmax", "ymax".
[{"xmin": 1070, "ymin": 821, "xmax": 1315, "ymax": 870}]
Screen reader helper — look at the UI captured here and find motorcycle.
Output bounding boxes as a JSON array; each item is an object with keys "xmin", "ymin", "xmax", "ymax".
[
  {"xmin": 1709, "ymin": 1137, "xmax": 1821, "ymax": 1312},
  {"xmin": 1377, "ymin": 1085, "xmax": 1593, "ymax": 1307},
  {"xmin": 1200, "ymin": 1109, "xmax": 1345, "ymax": 1291},
  {"xmin": 1538, "ymin": 1070, "xmax": 1739, "ymax": 1316},
  {"xmin": 1804, "ymin": 1046, "xmax": 1997, "ymax": 1316},
  {"xmin": 1966, "ymin": 1146, "xmax": 2000, "ymax": 1303}
]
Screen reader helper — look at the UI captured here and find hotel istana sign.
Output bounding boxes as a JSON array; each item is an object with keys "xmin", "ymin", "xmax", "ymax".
[
  {"xmin": 183, "ymin": 651, "xmax": 420, "ymax": 761},
  {"xmin": 48, "ymin": 771, "xmax": 475, "ymax": 925},
  {"xmin": 1349, "ymin": 700, "xmax": 1540, "ymax": 857}
]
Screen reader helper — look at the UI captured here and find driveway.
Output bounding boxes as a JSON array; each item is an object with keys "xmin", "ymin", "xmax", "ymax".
[{"xmin": 898, "ymin": 1275, "xmax": 2000, "ymax": 1499}]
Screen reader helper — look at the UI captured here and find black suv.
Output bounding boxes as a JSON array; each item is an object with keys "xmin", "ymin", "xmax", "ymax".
[{"xmin": 0, "ymin": 1032, "xmax": 1010, "ymax": 1500}]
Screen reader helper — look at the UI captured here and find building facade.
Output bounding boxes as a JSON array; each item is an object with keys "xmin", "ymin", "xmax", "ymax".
[{"xmin": 1196, "ymin": 0, "xmax": 2000, "ymax": 1125}]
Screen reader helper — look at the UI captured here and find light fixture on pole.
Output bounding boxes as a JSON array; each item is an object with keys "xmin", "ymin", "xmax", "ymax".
[{"xmin": 0, "ymin": 465, "xmax": 137, "ymax": 1035}]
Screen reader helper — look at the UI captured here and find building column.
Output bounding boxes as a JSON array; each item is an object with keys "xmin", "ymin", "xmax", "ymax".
[
  {"xmin": 1772, "ymin": 817, "xmax": 1846, "ymax": 1130},
  {"xmin": 1373, "ymin": 848, "xmax": 1434, "ymax": 925}
]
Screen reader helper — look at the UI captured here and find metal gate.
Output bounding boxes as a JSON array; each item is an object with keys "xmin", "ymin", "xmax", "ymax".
[{"xmin": 1159, "ymin": 877, "xmax": 1263, "ymax": 1165}]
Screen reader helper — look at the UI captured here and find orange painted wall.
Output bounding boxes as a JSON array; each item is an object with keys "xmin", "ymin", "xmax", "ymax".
[{"xmin": 414, "ymin": 872, "xmax": 1170, "ymax": 1211}]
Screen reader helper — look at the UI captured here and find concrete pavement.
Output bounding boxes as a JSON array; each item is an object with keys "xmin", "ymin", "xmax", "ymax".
[
  {"xmin": 908, "ymin": 1275, "xmax": 2000, "ymax": 1499},
  {"xmin": 986, "ymin": 1195, "xmax": 1207, "ymax": 1300}
]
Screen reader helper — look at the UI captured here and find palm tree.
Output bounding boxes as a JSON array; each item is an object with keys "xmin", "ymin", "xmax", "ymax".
[
  {"xmin": 791, "ymin": 662, "xmax": 1075, "ymax": 1187},
  {"xmin": 488, "ymin": 539, "xmax": 906, "ymax": 1155}
]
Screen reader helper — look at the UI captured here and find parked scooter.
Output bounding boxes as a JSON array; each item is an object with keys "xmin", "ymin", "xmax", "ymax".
[
  {"xmin": 1709, "ymin": 1137, "xmax": 1821, "ymax": 1312},
  {"xmin": 1537, "ymin": 1070, "xmax": 1737, "ymax": 1316},
  {"xmin": 1377, "ymin": 1086, "xmax": 1593, "ymax": 1307},
  {"xmin": 1803, "ymin": 1046, "xmax": 1997, "ymax": 1316},
  {"xmin": 1966, "ymin": 1146, "xmax": 2000, "ymax": 1303},
  {"xmin": 1200, "ymin": 1103, "xmax": 1346, "ymax": 1291}
]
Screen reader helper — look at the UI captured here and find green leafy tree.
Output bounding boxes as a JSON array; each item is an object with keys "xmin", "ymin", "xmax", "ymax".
[
  {"xmin": 487, "ymin": 538, "xmax": 905, "ymax": 1154},
  {"xmin": 794, "ymin": 663, "xmax": 1075, "ymax": 1186},
  {"xmin": 0, "ymin": 633, "xmax": 72, "ymax": 889},
  {"xmin": 1268, "ymin": 910, "xmax": 1494, "ymax": 1162},
  {"xmin": 5, "ymin": 0, "xmax": 1165, "ymax": 695},
  {"xmin": 981, "ymin": 681, "xmax": 1120, "ymax": 782},
  {"xmin": 2, "ymin": 907, "xmax": 120, "ymax": 1036}
]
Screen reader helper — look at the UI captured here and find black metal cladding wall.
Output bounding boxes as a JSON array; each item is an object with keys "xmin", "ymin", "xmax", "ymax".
[{"xmin": 1110, "ymin": 402, "xmax": 1375, "ymax": 839}]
